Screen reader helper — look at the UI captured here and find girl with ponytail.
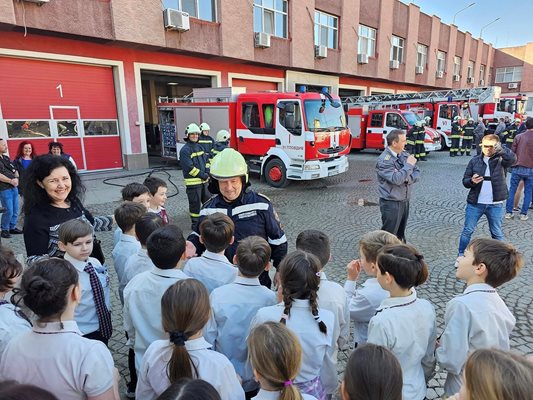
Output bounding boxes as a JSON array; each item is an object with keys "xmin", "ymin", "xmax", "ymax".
[
  {"xmin": 248, "ymin": 322, "xmax": 317, "ymax": 400},
  {"xmin": 251, "ymin": 251, "xmax": 337, "ymax": 400},
  {"xmin": 136, "ymin": 279, "xmax": 244, "ymax": 400},
  {"xmin": 367, "ymin": 244, "xmax": 437, "ymax": 400}
]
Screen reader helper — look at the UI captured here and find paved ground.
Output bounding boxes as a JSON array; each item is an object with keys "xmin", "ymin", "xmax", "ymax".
[{"xmin": 7, "ymin": 150, "xmax": 532, "ymax": 399}]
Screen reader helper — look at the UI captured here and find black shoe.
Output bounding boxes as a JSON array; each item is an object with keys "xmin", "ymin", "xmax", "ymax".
[
  {"xmin": 1, "ymin": 231, "xmax": 12, "ymax": 239},
  {"xmin": 0, "ymin": 207, "xmax": 6, "ymax": 214},
  {"xmin": 9, "ymin": 228, "xmax": 23, "ymax": 234}
]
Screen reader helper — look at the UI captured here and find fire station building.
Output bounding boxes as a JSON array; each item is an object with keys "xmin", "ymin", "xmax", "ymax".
[{"xmin": 0, "ymin": 0, "xmax": 525, "ymax": 171}]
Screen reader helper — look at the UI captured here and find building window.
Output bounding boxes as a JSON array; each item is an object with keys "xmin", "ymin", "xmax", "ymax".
[
  {"xmin": 453, "ymin": 56, "xmax": 462, "ymax": 77},
  {"xmin": 437, "ymin": 51, "xmax": 446, "ymax": 73},
  {"xmin": 253, "ymin": 0, "xmax": 288, "ymax": 38},
  {"xmin": 467, "ymin": 61, "xmax": 474, "ymax": 79},
  {"xmin": 314, "ymin": 10, "xmax": 338, "ymax": 49},
  {"xmin": 163, "ymin": 0, "xmax": 216, "ymax": 22},
  {"xmin": 479, "ymin": 64, "xmax": 486, "ymax": 83},
  {"xmin": 495, "ymin": 66, "xmax": 523, "ymax": 83},
  {"xmin": 416, "ymin": 44, "xmax": 428, "ymax": 68},
  {"xmin": 358, "ymin": 25, "xmax": 376, "ymax": 57},
  {"xmin": 390, "ymin": 36, "xmax": 404, "ymax": 62}
]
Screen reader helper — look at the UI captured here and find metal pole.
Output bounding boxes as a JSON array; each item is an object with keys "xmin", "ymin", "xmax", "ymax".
[
  {"xmin": 452, "ymin": 2, "xmax": 475, "ymax": 25},
  {"xmin": 480, "ymin": 17, "xmax": 501, "ymax": 38}
]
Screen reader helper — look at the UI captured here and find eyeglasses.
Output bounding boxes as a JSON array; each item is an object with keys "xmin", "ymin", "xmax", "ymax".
[{"xmin": 481, "ymin": 145, "xmax": 495, "ymax": 148}]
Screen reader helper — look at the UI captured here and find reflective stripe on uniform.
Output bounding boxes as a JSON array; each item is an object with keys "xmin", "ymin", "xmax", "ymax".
[
  {"xmin": 198, "ymin": 139, "xmax": 211, "ymax": 143},
  {"xmin": 268, "ymin": 234, "xmax": 287, "ymax": 245},
  {"xmin": 184, "ymin": 178, "xmax": 206, "ymax": 186},
  {"xmin": 191, "ymin": 151, "xmax": 205, "ymax": 158},
  {"xmin": 190, "ymin": 167, "xmax": 200, "ymax": 177},
  {"xmin": 200, "ymin": 208, "xmax": 229, "ymax": 216},
  {"xmin": 190, "ymin": 212, "xmax": 200, "ymax": 217},
  {"xmin": 233, "ymin": 203, "xmax": 270, "ymax": 215}
]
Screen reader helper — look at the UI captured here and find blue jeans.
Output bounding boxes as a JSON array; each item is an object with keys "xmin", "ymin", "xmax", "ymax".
[
  {"xmin": 0, "ymin": 187, "xmax": 19, "ymax": 231},
  {"xmin": 458, "ymin": 202, "xmax": 505, "ymax": 255},
  {"xmin": 505, "ymin": 167, "xmax": 533, "ymax": 215}
]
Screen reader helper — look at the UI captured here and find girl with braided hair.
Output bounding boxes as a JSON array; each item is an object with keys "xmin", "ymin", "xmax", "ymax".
[
  {"xmin": 251, "ymin": 251, "xmax": 337, "ymax": 400},
  {"xmin": 367, "ymin": 244, "xmax": 437, "ymax": 400},
  {"xmin": 136, "ymin": 279, "xmax": 244, "ymax": 400}
]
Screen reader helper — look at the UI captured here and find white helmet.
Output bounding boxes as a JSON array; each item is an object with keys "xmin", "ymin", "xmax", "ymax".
[
  {"xmin": 454, "ymin": 116, "xmax": 461, "ymax": 122},
  {"xmin": 185, "ymin": 123, "xmax": 201, "ymax": 136},
  {"xmin": 199, "ymin": 122, "xmax": 210, "ymax": 131},
  {"xmin": 216, "ymin": 129, "xmax": 230, "ymax": 142},
  {"xmin": 415, "ymin": 120, "xmax": 424, "ymax": 127},
  {"xmin": 515, "ymin": 118, "xmax": 521, "ymax": 123},
  {"xmin": 424, "ymin": 116, "xmax": 431, "ymax": 122}
]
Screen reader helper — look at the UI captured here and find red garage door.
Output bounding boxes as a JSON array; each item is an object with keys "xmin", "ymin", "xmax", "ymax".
[
  {"xmin": 232, "ymin": 78, "xmax": 278, "ymax": 93},
  {"xmin": 0, "ymin": 56, "xmax": 123, "ymax": 170}
]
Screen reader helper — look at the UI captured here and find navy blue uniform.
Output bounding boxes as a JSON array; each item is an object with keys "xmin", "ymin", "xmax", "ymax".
[{"xmin": 188, "ymin": 190, "xmax": 288, "ymax": 288}]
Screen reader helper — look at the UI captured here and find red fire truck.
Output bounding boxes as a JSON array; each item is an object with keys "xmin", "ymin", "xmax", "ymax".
[
  {"xmin": 158, "ymin": 87, "xmax": 351, "ymax": 187},
  {"xmin": 344, "ymin": 106, "xmax": 441, "ymax": 152}
]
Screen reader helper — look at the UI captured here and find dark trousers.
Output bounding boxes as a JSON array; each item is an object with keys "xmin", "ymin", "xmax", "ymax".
[
  {"xmin": 125, "ymin": 331, "xmax": 137, "ymax": 392},
  {"xmin": 83, "ymin": 330, "xmax": 108, "ymax": 346},
  {"xmin": 186, "ymin": 183, "xmax": 210, "ymax": 229},
  {"xmin": 450, "ymin": 137, "xmax": 461, "ymax": 156},
  {"xmin": 379, "ymin": 198, "xmax": 409, "ymax": 242},
  {"xmin": 258, "ymin": 270, "xmax": 272, "ymax": 289},
  {"xmin": 461, "ymin": 138, "xmax": 473, "ymax": 155}
]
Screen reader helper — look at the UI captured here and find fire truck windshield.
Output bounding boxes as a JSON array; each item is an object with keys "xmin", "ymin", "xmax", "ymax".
[
  {"xmin": 403, "ymin": 112, "xmax": 419, "ymax": 126},
  {"xmin": 304, "ymin": 100, "xmax": 347, "ymax": 131}
]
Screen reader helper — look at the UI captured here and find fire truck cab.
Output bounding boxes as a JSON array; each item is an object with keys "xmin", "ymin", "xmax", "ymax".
[{"xmin": 158, "ymin": 87, "xmax": 351, "ymax": 188}]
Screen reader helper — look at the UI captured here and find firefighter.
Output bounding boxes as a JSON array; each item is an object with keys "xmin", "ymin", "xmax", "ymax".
[
  {"xmin": 502, "ymin": 118, "xmax": 520, "ymax": 149},
  {"xmin": 179, "ymin": 123, "xmax": 210, "ymax": 229},
  {"xmin": 415, "ymin": 120, "xmax": 427, "ymax": 161},
  {"xmin": 461, "ymin": 118, "xmax": 475, "ymax": 156},
  {"xmin": 198, "ymin": 122, "xmax": 215, "ymax": 154},
  {"xmin": 211, "ymin": 129, "xmax": 230, "ymax": 158},
  {"xmin": 406, "ymin": 123, "xmax": 417, "ymax": 156},
  {"xmin": 450, "ymin": 116, "xmax": 463, "ymax": 157},
  {"xmin": 424, "ymin": 115, "xmax": 432, "ymax": 127},
  {"xmin": 187, "ymin": 148, "xmax": 287, "ymax": 288}
]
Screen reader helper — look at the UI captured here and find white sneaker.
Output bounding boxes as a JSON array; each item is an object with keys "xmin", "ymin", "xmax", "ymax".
[
  {"xmin": 520, "ymin": 214, "xmax": 529, "ymax": 221},
  {"xmin": 504, "ymin": 213, "xmax": 513, "ymax": 219}
]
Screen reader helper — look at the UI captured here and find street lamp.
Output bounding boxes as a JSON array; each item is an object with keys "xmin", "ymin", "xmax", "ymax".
[
  {"xmin": 452, "ymin": 2, "xmax": 475, "ymax": 25},
  {"xmin": 480, "ymin": 17, "xmax": 501, "ymax": 39}
]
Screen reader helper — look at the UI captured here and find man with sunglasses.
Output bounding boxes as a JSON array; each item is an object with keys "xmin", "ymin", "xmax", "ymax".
[{"xmin": 457, "ymin": 134, "xmax": 516, "ymax": 256}]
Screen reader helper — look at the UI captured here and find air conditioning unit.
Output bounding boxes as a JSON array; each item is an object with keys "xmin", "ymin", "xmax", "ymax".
[
  {"xmin": 508, "ymin": 82, "xmax": 518, "ymax": 89},
  {"xmin": 315, "ymin": 45, "xmax": 327, "ymax": 59},
  {"xmin": 415, "ymin": 66, "xmax": 424, "ymax": 74},
  {"xmin": 163, "ymin": 8, "xmax": 190, "ymax": 32},
  {"xmin": 436, "ymin": 70, "xmax": 444, "ymax": 78},
  {"xmin": 254, "ymin": 32, "xmax": 271, "ymax": 48},
  {"xmin": 479, "ymin": 79, "xmax": 485, "ymax": 86},
  {"xmin": 390, "ymin": 60, "xmax": 400, "ymax": 69},
  {"xmin": 357, "ymin": 54, "xmax": 369, "ymax": 64},
  {"xmin": 467, "ymin": 77, "xmax": 474, "ymax": 84},
  {"xmin": 453, "ymin": 74, "xmax": 460, "ymax": 82}
]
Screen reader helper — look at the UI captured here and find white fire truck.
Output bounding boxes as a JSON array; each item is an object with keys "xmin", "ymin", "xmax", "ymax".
[{"xmin": 158, "ymin": 87, "xmax": 351, "ymax": 187}]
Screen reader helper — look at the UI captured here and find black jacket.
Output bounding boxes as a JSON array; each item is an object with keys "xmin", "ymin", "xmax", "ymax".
[{"xmin": 462, "ymin": 147, "xmax": 516, "ymax": 204}]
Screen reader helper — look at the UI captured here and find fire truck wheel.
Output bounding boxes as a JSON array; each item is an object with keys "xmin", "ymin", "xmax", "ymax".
[{"xmin": 264, "ymin": 158, "xmax": 289, "ymax": 188}]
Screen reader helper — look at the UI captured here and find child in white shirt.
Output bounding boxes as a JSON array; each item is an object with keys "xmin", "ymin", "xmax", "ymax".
[
  {"xmin": 204, "ymin": 236, "xmax": 276, "ymax": 396},
  {"xmin": 344, "ymin": 230, "xmax": 400, "ymax": 346},
  {"xmin": 437, "ymin": 238, "xmax": 524, "ymax": 396},
  {"xmin": 136, "ymin": 279, "xmax": 244, "ymax": 400},
  {"xmin": 367, "ymin": 244, "xmax": 436, "ymax": 400},
  {"xmin": 248, "ymin": 321, "xmax": 317, "ymax": 400},
  {"xmin": 184, "ymin": 213, "xmax": 237, "ymax": 293},
  {"xmin": 143, "ymin": 176, "xmax": 170, "ymax": 224},
  {"xmin": 0, "ymin": 246, "xmax": 31, "ymax": 356},
  {"xmin": 58, "ymin": 219, "xmax": 112, "ymax": 345},
  {"xmin": 340, "ymin": 343, "xmax": 402, "ymax": 400},
  {"xmin": 251, "ymin": 250, "xmax": 338, "ymax": 400},
  {"xmin": 296, "ymin": 229, "xmax": 350, "ymax": 351}
]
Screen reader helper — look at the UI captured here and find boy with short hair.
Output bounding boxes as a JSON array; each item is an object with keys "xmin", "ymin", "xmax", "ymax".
[
  {"xmin": 114, "ymin": 182, "xmax": 152, "ymax": 246},
  {"xmin": 119, "ymin": 212, "xmax": 163, "ymax": 301},
  {"xmin": 205, "ymin": 235, "xmax": 276, "ymax": 396},
  {"xmin": 58, "ymin": 219, "xmax": 112, "ymax": 345},
  {"xmin": 111, "ymin": 201, "xmax": 146, "ymax": 304},
  {"xmin": 296, "ymin": 229, "xmax": 350, "ymax": 351},
  {"xmin": 143, "ymin": 176, "xmax": 169, "ymax": 224},
  {"xmin": 123, "ymin": 224, "xmax": 189, "ymax": 372},
  {"xmin": 437, "ymin": 238, "xmax": 524, "ymax": 396},
  {"xmin": 183, "ymin": 213, "xmax": 237, "ymax": 293}
]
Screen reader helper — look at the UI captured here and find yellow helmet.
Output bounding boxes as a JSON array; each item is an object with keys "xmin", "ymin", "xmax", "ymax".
[
  {"xmin": 199, "ymin": 122, "xmax": 210, "ymax": 131},
  {"xmin": 209, "ymin": 148, "xmax": 248, "ymax": 183},
  {"xmin": 185, "ymin": 123, "xmax": 201, "ymax": 136},
  {"xmin": 216, "ymin": 129, "xmax": 230, "ymax": 142}
]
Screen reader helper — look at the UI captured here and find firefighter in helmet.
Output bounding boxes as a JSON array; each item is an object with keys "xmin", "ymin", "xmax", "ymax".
[
  {"xmin": 198, "ymin": 122, "xmax": 215, "ymax": 154},
  {"xmin": 187, "ymin": 148, "xmax": 287, "ymax": 288},
  {"xmin": 406, "ymin": 122, "xmax": 417, "ymax": 156},
  {"xmin": 414, "ymin": 120, "xmax": 427, "ymax": 161},
  {"xmin": 211, "ymin": 129, "xmax": 230, "ymax": 158},
  {"xmin": 179, "ymin": 123, "xmax": 210, "ymax": 229},
  {"xmin": 461, "ymin": 118, "xmax": 475, "ymax": 156},
  {"xmin": 502, "ymin": 118, "xmax": 520, "ymax": 149},
  {"xmin": 450, "ymin": 116, "xmax": 463, "ymax": 157}
]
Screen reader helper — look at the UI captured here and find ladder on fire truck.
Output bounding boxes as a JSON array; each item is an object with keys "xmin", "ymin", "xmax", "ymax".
[{"xmin": 342, "ymin": 86, "xmax": 501, "ymax": 107}]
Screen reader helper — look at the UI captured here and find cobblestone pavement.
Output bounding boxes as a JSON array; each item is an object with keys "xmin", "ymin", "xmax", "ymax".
[{"xmin": 7, "ymin": 150, "xmax": 532, "ymax": 399}]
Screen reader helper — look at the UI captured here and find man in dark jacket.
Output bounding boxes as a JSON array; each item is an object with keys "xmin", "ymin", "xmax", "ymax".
[{"xmin": 457, "ymin": 134, "xmax": 517, "ymax": 256}]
